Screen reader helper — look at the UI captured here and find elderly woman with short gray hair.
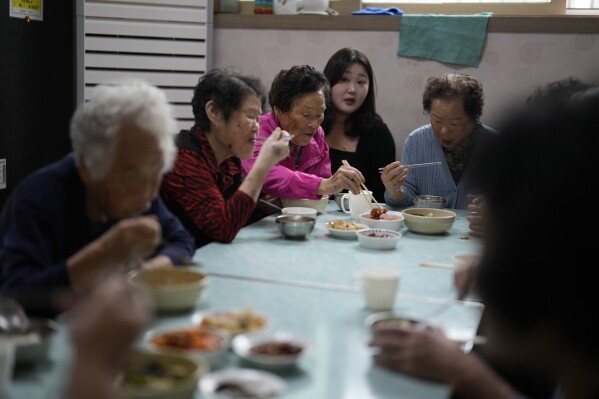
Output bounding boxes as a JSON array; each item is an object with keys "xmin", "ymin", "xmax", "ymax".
[
  {"xmin": 0, "ymin": 80, "xmax": 195, "ymax": 296},
  {"xmin": 382, "ymin": 73, "xmax": 493, "ymax": 210}
]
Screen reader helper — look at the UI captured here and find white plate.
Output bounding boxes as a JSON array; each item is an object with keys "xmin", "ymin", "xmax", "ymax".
[
  {"xmin": 191, "ymin": 308, "xmax": 268, "ymax": 336},
  {"xmin": 232, "ymin": 331, "xmax": 308, "ymax": 368},
  {"xmin": 200, "ymin": 368, "xmax": 287, "ymax": 399},
  {"xmin": 325, "ymin": 221, "xmax": 368, "ymax": 240}
]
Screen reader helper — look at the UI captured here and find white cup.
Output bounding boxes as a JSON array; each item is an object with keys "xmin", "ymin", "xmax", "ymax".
[
  {"xmin": 359, "ymin": 267, "xmax": 400, "ymax": 311},
  {"xmin": 341, "ymin": 190, "xmax": 372, "ymax": 219},
  {"xmin": 274, "ymin": 0, "xmax": 298, "ymax": 14},
  {"xmin": 302, "ymin": 0, "xmax": 328, "ymax": 12},
  {"xmin": 0, "ymin": 339, "xmax": 15, "ymax": 395}
]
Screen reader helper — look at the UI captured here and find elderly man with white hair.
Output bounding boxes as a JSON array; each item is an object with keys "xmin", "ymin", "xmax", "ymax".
[{"xmin": 0, "ymin": 81, "xmax": 195, "ymax": 296}]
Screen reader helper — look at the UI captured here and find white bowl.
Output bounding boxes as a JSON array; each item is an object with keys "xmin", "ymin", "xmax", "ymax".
[
  {"xmin": 402, "ymin": 208, "xmax": 457, "ymax": 235},
  {"xmin": 200, "ymin": 368, "xmax": 287, "ymax": 399},
  {"xmin": 232, "ymin": 331, "xmax": 308, "ymax": 368},
  {"xmin": 281, "ymin": 196, "xmax": 328, "ymax": 213},
  {"xmin": 144, "ymin": 325, "xmax": 230, "ymax": 367},
  {"xmin": 116, "ymin": 349, "xmax": 209, "ymax": 399},
  {"xmin": 281, "ymin": 206, "xmax": 317, "ymax": 219},
  {"xmin": 357, "ymin": 228, "xmax": 401, "ymax": 250},
  {"xmin": 358, "ymin": 211, "xmax": 404, "ymax": 231},
  {"xmin": 128, "ymin": 268, "xmax": 207, "ymax": 312}
]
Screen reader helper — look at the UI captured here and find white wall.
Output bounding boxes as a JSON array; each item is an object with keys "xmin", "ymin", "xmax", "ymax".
[{"xmin": 213, "ymin": 29, "xmax": 599, "ymax": 157}]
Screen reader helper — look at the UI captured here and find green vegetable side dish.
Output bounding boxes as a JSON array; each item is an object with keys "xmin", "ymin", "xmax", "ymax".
[{"xmin": 123, "ymin": 361, "xmax": 189, "ymax": 391}]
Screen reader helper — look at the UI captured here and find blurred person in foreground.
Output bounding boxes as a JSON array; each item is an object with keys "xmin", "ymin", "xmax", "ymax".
[
  {"xmin": 160, "ymin": 69, "xmax": 290, "ymax": 248},
  {"xmin": 322, "ymin": 47, "xmax": 395, "ymax": 201},
  {"xmin": 0, "ymin": 81, "xmax": 195, "ymax": 301},
  {"xmin": 242, "ymin": 65, "xmax": 365, "ymax": 201},
  {"xmin": 68, "ymin": 273, "xmax": 150, "ymax": 399},
  {"xmin": 383, "ymin": 73, "xmax": 493, "ymax": 210},
  {"xmin": 370, "ymin": 83, "xmax": 598, "ymax": 398},
  {"xmin": 464, "ymin": 77, "xmax": 592, "ymax": 240}
]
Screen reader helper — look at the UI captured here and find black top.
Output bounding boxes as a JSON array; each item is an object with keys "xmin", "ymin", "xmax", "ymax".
[{"xmin": 328, "ymin": 118, "xmax": 396, "ymax": 201}]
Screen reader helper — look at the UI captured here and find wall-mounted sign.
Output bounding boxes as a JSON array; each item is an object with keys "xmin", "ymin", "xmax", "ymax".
[
  {"xmin": 10, "ymin": 0, "xmax": 43, "ymax": 21},
  {"xmin": 0, "ymin": 159, "xmax": 6, "ymax": 190}
]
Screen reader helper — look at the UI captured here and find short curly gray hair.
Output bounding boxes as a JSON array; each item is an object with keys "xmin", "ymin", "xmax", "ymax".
[{"xmin": 70, "ymin": 80, "xmax": 177, "ymax": 180}]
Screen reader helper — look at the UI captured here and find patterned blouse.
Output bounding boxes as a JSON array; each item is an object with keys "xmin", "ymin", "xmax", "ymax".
[{"xmin": 160, "ymin": 126, "xmax": 256, "ymax": 248}]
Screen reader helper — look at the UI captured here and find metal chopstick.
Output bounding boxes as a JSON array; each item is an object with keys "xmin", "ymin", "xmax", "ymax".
[
  {"xmin": 378, "ymin": 161, "xmax": 441, "ymax": 172},
  {"xmin": 256, "ymin": 134, "xmax": 295, "ymax": 142}
]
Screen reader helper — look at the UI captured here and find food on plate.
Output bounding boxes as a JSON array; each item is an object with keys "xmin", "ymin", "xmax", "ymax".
[
  {"xmin": 365, "ymin": 231, "xmax": 396, "ymax": 238},
  {"xmin": 136, "ymin": 268, "xmax": 205, "ymax": 288},
  {"xmin": 369, "ymin": 208, "xmax": 401, "ymax": 220},
  {"xmin": 151, "ymin": 328, "xmax": 223, "ymax": 350},
  {"xmin": 412, "ymin": 212, "xmax": 435, "ymax": 218},
  {"xmin": 250, "ymin": 342, "xmax": 302, "ymax": 356},
  {"xmin": 326, "ymin": 219, "xmax": 365, "ymax": 231},
  {"xmin": 199, "ymin": 309, "xmax": 267, "ymax": 335},
  {"xmin": 214, "ymin": 382, "xmax": 254, "ymax": 397},
  {"xmin": 370, "ymin": 207, "xmax": 388, "ymax": 220},
  {"xmin": 372, "ymin": 318, "xmax": 417, "ymax": 329},
  {"xmin": 122, "ymin": 360, "xmax": 188, "ymax": 391}
]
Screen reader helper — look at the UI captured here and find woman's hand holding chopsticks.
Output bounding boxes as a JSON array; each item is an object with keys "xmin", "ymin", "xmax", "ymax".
[{"xmin": 317, "ymin": 163, "xmax": 365, "ymax": 196}]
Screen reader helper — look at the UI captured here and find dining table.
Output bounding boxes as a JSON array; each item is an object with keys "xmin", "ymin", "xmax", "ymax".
[{"xmin": 5, "ymin": 201, "xmax": 484, "ymax": 399}]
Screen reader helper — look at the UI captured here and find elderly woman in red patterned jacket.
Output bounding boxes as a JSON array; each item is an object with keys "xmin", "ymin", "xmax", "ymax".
[{"xmin": 160, "ymin": 69, "xmax": 290, "ymax": 248}]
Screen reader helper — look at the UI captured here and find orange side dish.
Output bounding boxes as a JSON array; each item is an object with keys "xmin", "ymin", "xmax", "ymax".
[
  {"xmin": 370, "ymin": 208, "xmax": 388, "ymax": 220},
  {"xmin": 151, "ymin": 328, "xmax": 222, "ymax": 350}
]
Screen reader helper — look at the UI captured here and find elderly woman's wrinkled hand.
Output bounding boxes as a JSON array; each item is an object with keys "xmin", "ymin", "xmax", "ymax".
[
  {"xmin": 454, "ymin": 260, "xmax": 479, "ymax": 300},
  {"xmin": 369, "ymin": 322, "xmax": 465, "ymax": 383},
  {"xmin": 100, "ymin": 216, "xmax": 162, "ymax": 267},
  {"xmin": 257, "ymin": 128, "xmax": 291, "ymax": 168},
  {"xmin": 466, "ymin": 195, "xmax": 485, "ymax": 238},
  {"xmin": 319, "ymin": 165, "xmax": 365, "ymax": 195},
  {"xmin": 381, "ymin": 161, "xmax": 409, "ymax": 194}
]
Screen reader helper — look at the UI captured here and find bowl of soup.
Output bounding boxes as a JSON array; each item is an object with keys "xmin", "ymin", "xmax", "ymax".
[
  {"xmin": 128, "ymin": 268, "xmax": 207, "ymax": 312},
  {"xmin": 402, "ymin": 208, "xmax": 456, "ymax": 234}
]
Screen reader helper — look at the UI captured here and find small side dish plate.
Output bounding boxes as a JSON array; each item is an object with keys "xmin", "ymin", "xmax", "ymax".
[
  {"xmin": 232, "ymin": 331, "xmax": 308, "ymax": 368},
  {"xmin": 191, "ymin": 308, "xmax": 268, "ymax": 336},
  {"xmin": 200, "ymin": 368, "xmax": 287, "ymax": 399},
  {"xmin": 325, "ymin": 220, "xmax": 368, "ymax": 240}
]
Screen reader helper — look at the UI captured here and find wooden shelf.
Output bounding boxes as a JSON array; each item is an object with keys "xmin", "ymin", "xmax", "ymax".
[{"xmin": 215, "ymin": 14, "xmax": 599, "ymax": 33}]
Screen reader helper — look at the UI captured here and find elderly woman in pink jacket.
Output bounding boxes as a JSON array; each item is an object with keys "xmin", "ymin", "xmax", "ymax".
[{"xmin": 242, "ymin": 65, "xmax": 364, "ymax": 200}]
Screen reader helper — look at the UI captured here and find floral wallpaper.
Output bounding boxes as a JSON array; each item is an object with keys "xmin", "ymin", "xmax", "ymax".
[{"xmin": 214, "ymin": 29, "xmax": 599, "ymax": 156}]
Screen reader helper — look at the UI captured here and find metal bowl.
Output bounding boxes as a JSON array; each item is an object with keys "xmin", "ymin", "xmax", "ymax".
[
  {"xmin": 413, "ymin": 195, "xmax": 446, "ymax": 209},
  {"xmin": 275, "ymin": 215, "xmax": 316, "ymax": 240},
  {"xmin": 15, "ymin": 318, "xmax": 58, "ymax": 366}
]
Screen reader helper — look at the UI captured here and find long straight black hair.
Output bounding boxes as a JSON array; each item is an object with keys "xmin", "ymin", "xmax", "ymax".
[{"xmin": 321, "ymin": 48, "xmax": 378, "ymax": 138}]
